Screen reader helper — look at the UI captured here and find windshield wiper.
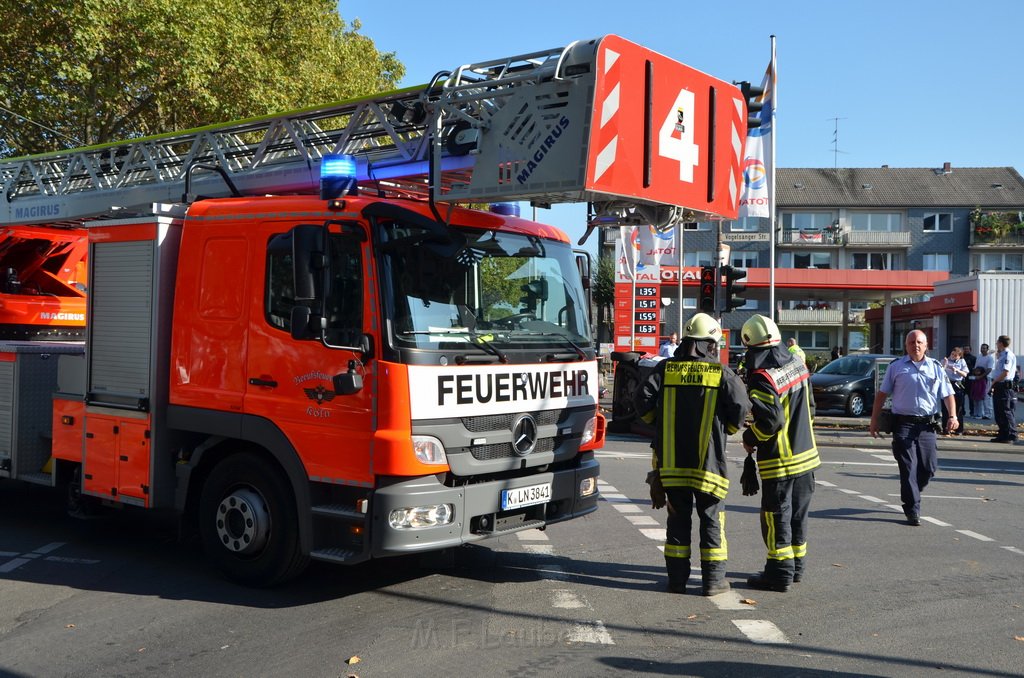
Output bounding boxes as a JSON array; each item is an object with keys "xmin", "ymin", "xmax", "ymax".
[
  {"xmin": 509, "ymin": 331, "xmax": 588, "ymax": 361},
  {"xmin": 398, "ymin": 329, "xmax": 509, "ymax": 363}
]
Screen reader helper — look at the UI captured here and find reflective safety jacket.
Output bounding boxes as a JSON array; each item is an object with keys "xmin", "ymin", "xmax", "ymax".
[
  {"xmin": 742, "ymin": 346, "xmax": 820, "ymax": 480},
  {"xmin": 637, "ymin": 356, "xmax": 750, "ymax": 499}
]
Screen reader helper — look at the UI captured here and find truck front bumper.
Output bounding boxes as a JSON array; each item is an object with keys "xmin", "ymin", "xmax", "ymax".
[{"xmin": 369, "ymin": 453, "xmax": 600, "ymax": 557}]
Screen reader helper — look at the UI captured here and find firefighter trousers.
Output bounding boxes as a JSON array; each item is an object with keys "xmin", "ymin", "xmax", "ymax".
[
  {"xmin": 759, "ymin": 472, "xmax": 814, "ymax": 584},
  {"xmin": 664, "ymin": 487, "xmax": 727, "ymax": 588}
]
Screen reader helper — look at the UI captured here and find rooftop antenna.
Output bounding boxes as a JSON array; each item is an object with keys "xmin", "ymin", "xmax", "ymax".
[{"xmin": 829, "ymin": 117, "xmax": 848, "ymax": 168}]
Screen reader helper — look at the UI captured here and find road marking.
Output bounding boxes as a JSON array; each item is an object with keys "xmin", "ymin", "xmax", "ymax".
[
  {"xmin": 859, "ymin": 495, "xmax": 886, "ymax": 503},
  {"xmin": 940, "ymin": 465, "xmax": 1024, "ymax": 474},
  {"xmin": 872, "ymin": 454, "xmax": 894, "ymax": 462},
  {"xmin": 612, "ymin": 504, "xmax": 642, "ymax": 514},
  {"xmin": 711, "ymin": 590, "xmax": 757, "ymax": 611},
  {"xmin": 552, "ymin": 589, "xmax": 587, "ymax": 609},
  {"xmin": 884, "ymin": 504, "xmax": 904, "ymax": 512},
  {"xmin": 0, "ymin": 542, "xmax": 86, "ymax": 574},
  {"xmin": 625, "ymin": 515, "xmax": 660, "ymax": 526},
  {"xmin": 732, "ymin": 620, "xmax": 790, "ymax": 644},
  {"xmin": 888, "ymin": 494, "xmax": 991, "ymax": 501},
  {"xmin": 600, "ymin": 492, "xmax": 629, "ymax": 500},
  {"xmin": 838, "ymin": 488, "xmax": 860, "ymax": 495},
  {"xmin": 819, "ymin": 460, "xmax": 897, "ymax": 467},
  {"xmin": 567, "ymin": 620, "xmax": 615, "ymax": 645},
  {"xmin": 1002, "ymin": 546, "xmax": 1024, "ymax": 556},
  {"xmin": 922, "ymin": 517, "xmax": 952, "ymax": 527},
  {"xmin": 956, "ymin": 530, "xmax": 995, "ymax": 542},
  {"xmin": 639, "ymin": 528, "xmax": 665, "ymax": 542},
  {"xmin": 815, "ymin": 480, "xmax": 837, "ymax": 487},
  {"xmin": 522, "ymin": 544, "xmax": 555, "ymax": 556},
  {"xmin": 516, "ymin": 530, "xmax": 549, "ymax": 541}
]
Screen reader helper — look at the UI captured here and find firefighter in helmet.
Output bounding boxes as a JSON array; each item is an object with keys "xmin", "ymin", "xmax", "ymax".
[
  {"xmin": 636, "ymin": 313, "xmax": 750, "ymax": 595},
  {"xmin": 740, "ymin": 314, "xmax": 820, "ymax": 592}
]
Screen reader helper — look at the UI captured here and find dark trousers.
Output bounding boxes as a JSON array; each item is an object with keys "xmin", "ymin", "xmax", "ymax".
[
  {"xmin": 993, "ymin": 383, "xmax": 1018, "ymax": 440},
  {"xmin": 891, "ymin": 419, "xmax": 938, "ymax": 513},
  {"xmin": 664, "ymin": 488, "xmax": 726, "ymax": 586},
  {"xmin": 759, "ymin": 472, "xmax": 814, "ymax": 584}
]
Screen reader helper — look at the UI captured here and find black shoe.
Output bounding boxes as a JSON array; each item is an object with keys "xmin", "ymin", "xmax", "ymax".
[
  {"xmin": 702, "ymin": 580, "xmax": 731, "ymax": 597},
  {"xmin": 990, "ymin": 436, "xmax": 1012, "ymax": 443},
  {"xmin": 667, "ymin": 582, "xmax": 689, "ymax": 594},
  {"xmin": 792, "ymin": 572, "xmax": 803, "ymax": 583},
  {"xmin": 903, "ymin": 508, "xmax": 921, "ymax": 526},
  {"xmin": 747, "ymin": 573, "xmax": 789, "ymax": 593}
]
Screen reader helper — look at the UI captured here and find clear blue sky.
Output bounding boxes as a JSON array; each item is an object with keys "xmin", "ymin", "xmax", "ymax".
[{"xmin": 339, "ymin": 1, "xmax": 1022, "ymax": 250}]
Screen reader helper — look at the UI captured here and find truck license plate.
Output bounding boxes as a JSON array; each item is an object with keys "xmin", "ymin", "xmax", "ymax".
[{"xmin": 501, "ymin": 482, "xmax": 551, "ymax": 510}]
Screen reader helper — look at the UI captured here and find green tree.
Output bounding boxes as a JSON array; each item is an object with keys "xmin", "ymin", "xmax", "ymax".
[
  {"xmin": 593, "ymin": 253, "xmax": 616, "ymax": 341},
  {"xmin": 0, "ymin": 0, "xmax": 403, "ymax": 157}
]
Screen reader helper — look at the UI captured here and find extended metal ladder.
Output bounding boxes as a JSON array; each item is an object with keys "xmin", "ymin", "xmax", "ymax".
[{"xmin": 1, "ymin": 36, "xmax": 746, "ymax": 229}]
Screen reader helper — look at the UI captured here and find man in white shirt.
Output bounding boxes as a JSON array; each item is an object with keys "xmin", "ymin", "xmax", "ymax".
[
  {"xmin": 974, "ymin": 343, "xmax": 995, "ymax": 419},
  {"xmin": 658, "ymin": 332, "xmax": 680, "ymax": 358}
]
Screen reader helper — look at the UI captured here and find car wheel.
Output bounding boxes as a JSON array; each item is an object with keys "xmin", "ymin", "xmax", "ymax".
[{"xmin": 846, "ymin": 392, "xmax": 866, "ymax": 417}]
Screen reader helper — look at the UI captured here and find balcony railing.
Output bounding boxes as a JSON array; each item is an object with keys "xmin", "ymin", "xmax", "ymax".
[
  {"xmin": 970, "ymin": 230, "xmax": 1024, "ymax": 247},
  {"xmin": 777, "ymin": 308, "xmax": 865, "ymax": 326},
  {"xmin": 779, "ymin": 229, "xmax": 843, "ymax": 246},
  {"xmin": 844, "ymin": 230, "xmax": 911, "ymax": 247}
]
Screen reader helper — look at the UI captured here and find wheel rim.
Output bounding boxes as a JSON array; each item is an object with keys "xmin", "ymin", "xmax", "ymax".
[
  {"xmin": 850, "ymin": 395, "xmax": 864, "ymax": 416},
  {"xmin": 214, "ymin": 487, "xmax": 270, "ymax": 555}
]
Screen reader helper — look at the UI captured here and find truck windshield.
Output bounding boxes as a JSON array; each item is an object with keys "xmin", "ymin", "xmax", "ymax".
[{"xmin": 379, "ymin": 224, "xmax": 591, "ymax": 352}]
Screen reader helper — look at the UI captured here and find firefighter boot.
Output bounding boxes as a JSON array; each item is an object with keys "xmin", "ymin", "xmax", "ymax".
[
  {"xmin": 666, "ymin": 559, "xmax": 691, "ymax": 594},
  {"xmin": 701, "ymin": 562, "xmax": 730, "ymax": 597}
]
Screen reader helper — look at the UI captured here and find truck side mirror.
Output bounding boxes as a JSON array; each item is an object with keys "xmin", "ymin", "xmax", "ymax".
[
  {"xmin": 333, "ymin": 360, "xmax": 364, "ymax": 395},
  {"xmin": 290, "ymin": 306, "xmax": 312, "ymax": 340}
]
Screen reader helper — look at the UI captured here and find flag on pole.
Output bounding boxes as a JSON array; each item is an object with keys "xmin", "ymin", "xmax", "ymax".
[{"xmin": 738, "ymin": 59, "xmax": 775, "ymax": 219}]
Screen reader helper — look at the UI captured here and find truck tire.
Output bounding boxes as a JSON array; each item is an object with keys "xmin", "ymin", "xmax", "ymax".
[{"xmin": 199, "ymin": 453, "xmax": 308, "ymax": 586}]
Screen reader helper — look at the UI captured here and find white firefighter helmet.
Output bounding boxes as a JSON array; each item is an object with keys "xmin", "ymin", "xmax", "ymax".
[
  {"xmin": 682, "ymin": 312, "xmax": 722, "ymax": 341},
  {"xmin": 741, "ymin": 314, "xmax": 781, "ymax": 347}
]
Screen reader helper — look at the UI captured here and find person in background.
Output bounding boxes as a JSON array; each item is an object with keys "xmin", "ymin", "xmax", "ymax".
[
  {"xmin": 741, "ymin": 316, "xmax": 819, "ymax": 593},
  {"xmin": 989, "ymin": 335, "xmax": 1018, "ymax": 443},
  {"xmin": 830, "ymin": 346, "xmax": 843, "ymax": 361},
  {"xmin": 869, "ymin": 330, "xmax": 955, "ymax": 526},
  {"xmin": 942, "ymin": 347, "xmax": 968, "ymax": 435},
  {"xmin": 962, "ymin": 345, "xmax": 978, "ymax": 417},
  {"xmin": 975, "ymin": 343, "xmax": 995, "ymax": 419},
  {"xmin": 637, "ymin": 313, "xmax": 749, "ymax": 596},
  {"xmin": 786, "ymin": 338, "xmax": 806, "ymax": 365},
  {"xmin": 658, "ymin": 332, "xmax": 680, "ymax": 358}
]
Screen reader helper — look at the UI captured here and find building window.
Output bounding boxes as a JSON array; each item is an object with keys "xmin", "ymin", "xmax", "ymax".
[
  {"xmin": 848, "ymin": 331, "xmax": 867, "ymax": 351},
  {"xmin": 779, "ymin": 252, "xmax": 832, "ymax": 269},
  {"xmin": 851, "ymin": 252, "xmax": 893, "ymax": 270},
  {"xmin": 978, "ymin": 252, "xmax": 1024, "ymax": 272},
  {"xmin": 731, "ymin": 252, "xmax": 758, "ymax": 268},
  {"xmin": 684, "ymin": 221, "xmax": 713, "ymax": 231},
  {"xmin": 782, "ymin": 212, "xmax": 833, "ymax": 231},
  {"xmin": 923, "ymin": 253, "xmax": 951, "ymax": 271},
  {"xmin": 725, "ymin": 217, "xmax": 761, "ymax": 232},
  {"xmin": 923, "ymin": 213, "xmax": 952, "ymax": 232},
  {"xmin": 795, "ymin": 330, "xmax": 830, "ymax": 349},
  {"xmin": 850, "ymin": 212, "xmax": 902, "ymax": 232},
  {"xmin": 683, "ymin": 251, "xmax": 714, "ymax": 266}
]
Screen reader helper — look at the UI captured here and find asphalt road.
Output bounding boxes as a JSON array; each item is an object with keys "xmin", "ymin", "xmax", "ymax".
[{"xmin": 1, "ymin": 426, "xmax": 1022, "ymax": 677}]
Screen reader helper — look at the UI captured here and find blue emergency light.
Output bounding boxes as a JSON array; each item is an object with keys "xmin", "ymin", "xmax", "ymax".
[{"xmin": 320, "ymin": 154, "xmax": 359, "ymax": 199}]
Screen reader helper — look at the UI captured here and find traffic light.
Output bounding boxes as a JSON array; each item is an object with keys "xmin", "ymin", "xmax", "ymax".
[
  {"xmin": 519, "ymin": 279, "xmax": 548, "ymax": 313},
  {"xmin": 737, "ymin": 80, "xmax": 765, "ymax": 130},
  {"xmin": 699, "ymin": 266, "xmax": 718, "ymax": 313},
  {"xmin": 722, "ymin": 265, "xmax": 747, "ymax": 312}
]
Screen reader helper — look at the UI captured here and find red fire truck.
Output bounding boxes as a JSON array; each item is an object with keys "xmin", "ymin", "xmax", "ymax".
[{"xmin": 0, "ymin": 35, "xmax": 744, "ymax": 585}]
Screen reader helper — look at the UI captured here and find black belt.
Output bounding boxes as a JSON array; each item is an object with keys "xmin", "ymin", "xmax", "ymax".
[
  {"xmin": 894, "ymin": 414, "xmax": 932, "ymax": 423},
  {"xmin": 994, "ymin": 382, "xmax": 1012, "ymax": 389}
]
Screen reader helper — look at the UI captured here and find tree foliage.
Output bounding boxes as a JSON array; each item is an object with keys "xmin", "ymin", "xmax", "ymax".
[{"xmin": 0, "ymin": 0, "xmax": 403, "ymax": 157}]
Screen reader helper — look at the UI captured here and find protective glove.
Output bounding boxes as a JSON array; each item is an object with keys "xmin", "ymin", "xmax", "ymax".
[
  {"xmin": 741, "ymin": 454, "xmax": 760, "ymax": 497},
  {"xmin": 646, "ymin": 470, "xmax": 667, "ymax": 510}
]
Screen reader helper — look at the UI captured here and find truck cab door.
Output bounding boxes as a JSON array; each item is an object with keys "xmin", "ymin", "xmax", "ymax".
[{"xmin": 244, "ymin": 221, "xmax": 375, "ymax": 485}]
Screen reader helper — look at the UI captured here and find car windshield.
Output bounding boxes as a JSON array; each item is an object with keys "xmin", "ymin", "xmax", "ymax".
[
  {"xmin": 379, "ymin": 220, "xmax": 591, "ymax": 352},
  {"xmin": 817, "ymin": 356, "xmax": 872, "ymax": 376}
]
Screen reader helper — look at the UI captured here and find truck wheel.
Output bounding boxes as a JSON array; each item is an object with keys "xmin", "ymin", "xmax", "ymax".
[{"xmin": 199, "ymin": 453, "xmax": 308, "ymax": 586}]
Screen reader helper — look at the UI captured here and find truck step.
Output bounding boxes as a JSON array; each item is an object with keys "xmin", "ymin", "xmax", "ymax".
[
  {"xmin": 311, "ymin": 504, "xmax": 366, "ymax": 521},
  {"xmin": 487, "ymin": 518, "xmax": 546, "ymax": 536},
  {"xmin": 310, "ymin": 547, "xmax": 368, "ymax": 564}
]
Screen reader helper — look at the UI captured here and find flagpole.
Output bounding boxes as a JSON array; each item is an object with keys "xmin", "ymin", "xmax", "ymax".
[{"xmin": 768, "ymin": 34, "xmax": 778, "ymax": 322}]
